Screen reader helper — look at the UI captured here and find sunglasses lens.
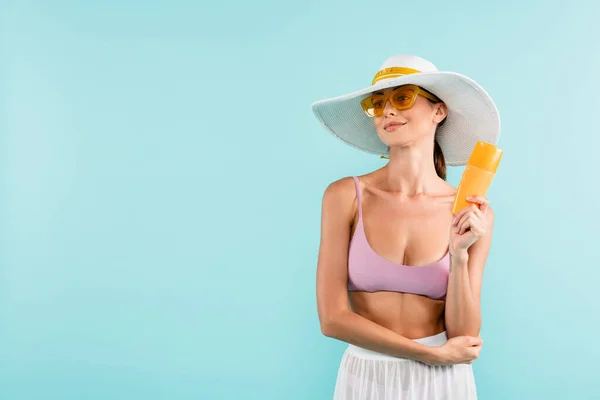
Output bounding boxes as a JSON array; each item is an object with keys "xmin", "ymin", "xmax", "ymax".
[
  {"xmin": 361, "ymin": 95, "xmax": 385, "ymax": 117},
  {"xmin": 390, "ymin": 88, "xmax": 416, "ymax": 109}
]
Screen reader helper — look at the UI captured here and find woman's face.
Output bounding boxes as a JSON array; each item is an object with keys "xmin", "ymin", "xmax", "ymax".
[{"xmin": 373, "ymin": 85, "xmax": 447, "ymax": 148}]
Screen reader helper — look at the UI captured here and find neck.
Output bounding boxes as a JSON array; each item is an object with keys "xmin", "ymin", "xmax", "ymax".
[{"xmin": 382, "ymin": 136, "xmax": 440, "ymax": 197}]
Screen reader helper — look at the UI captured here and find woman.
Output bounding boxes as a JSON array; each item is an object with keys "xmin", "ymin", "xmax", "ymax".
[{"xmin": 312, "ymin": 54, "xmax": 499, "ymax": 399}]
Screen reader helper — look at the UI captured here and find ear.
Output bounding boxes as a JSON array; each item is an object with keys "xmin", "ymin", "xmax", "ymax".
[{"xmin": 433, "ymin": 103, "xmax": 448, "ymax": 124}]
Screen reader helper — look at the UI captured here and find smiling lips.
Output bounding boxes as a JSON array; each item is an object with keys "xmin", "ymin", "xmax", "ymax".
[{"xmin": 384, "ymin": 121, "xmax": 406, "ymax": 131}]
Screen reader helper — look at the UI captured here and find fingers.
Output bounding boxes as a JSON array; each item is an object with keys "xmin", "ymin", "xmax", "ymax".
[
  {"xmin": 469, "ymin": 337, "xmax": 483, "ymax": 362},
  {"xmin": 467, "ymin": 195, "xmax": 490, "ymax": 216},
  {"xmin": 452, "ymin": 204, "xmax": 481, "ymax": 226},
  {"xmin": 457, "ymin": 215, "xmax": 475, "ymax": 235},
  {"xmin": 455, "ymin": 196, "xmax": 489, "ymax": 218},
  {"xmin": 458, "ymin": 349, "xmax": 481, "ymax": 364},
  {"xmin": 452, "ymin": 204, "xmax": 471, "ymax": 222},
  {"xmin": 454, "ymin": 335, "xmax": 483, "ymax": 346},
  {"xmin": 466, "ymin": 195, "xmax": 489, "ymax": 207},
  {"xmin": 463, "ymin": 336, "xmax": 483, "ymax": 364},
  {"xmin": 452, "ymin": 210, "xmax": 469, "ymax": 234},
  {"xmin": 445, "ymin": 336, "xmax": 483, "ymax": 365},
  {"xmin": 470, "ymin": 336, "xmax": 483, "ymax": 346},
  {"xmin": 453, "ymin": 204, "xmax": 485, "ymax": 235}
]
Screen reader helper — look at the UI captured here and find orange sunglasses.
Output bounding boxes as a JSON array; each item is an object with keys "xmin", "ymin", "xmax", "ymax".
[{"xmin": 360, "ymin": 84, "xmax": 441, "ymax": 117}]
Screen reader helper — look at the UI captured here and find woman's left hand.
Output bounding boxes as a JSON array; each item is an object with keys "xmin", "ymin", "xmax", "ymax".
[{"xmin": 450, "ymin": 196, "xmax": 491, "ymax": 254}]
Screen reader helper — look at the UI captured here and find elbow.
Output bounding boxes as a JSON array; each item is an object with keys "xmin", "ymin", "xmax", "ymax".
[
  {"xmin": 319, "ymin": 311, "xmax": 347, "ymax": 338},
  {"xmin": 446, "ymin": 320, "xmax": 482, "ymax": 339},
  {"xmin": 320, "ymin": 316, "xmax": 338, "ymax": 338},
  {"xmin": 447, "ymin": 327, "xmax": 481, "ymax": 339}
]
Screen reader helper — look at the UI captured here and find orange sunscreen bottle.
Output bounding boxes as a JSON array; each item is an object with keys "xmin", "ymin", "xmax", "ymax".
[{"xmin": 452, "ymin": 141, "xmax": 503, "ymax": 215}]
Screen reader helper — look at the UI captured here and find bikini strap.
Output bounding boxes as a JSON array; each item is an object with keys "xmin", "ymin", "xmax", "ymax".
[{"xmin": 352, "ymin": 176, "xmax": 362, "ymax": 220}]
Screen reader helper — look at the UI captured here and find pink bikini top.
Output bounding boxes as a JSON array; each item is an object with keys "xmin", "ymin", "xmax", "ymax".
[{"xmin": 347, "ymin": 176, "xmax": 450, "ymax": 300}]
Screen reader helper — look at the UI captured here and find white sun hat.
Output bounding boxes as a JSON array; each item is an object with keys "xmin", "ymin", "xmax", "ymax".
[{"xmin": 311, "ymin": 54, "xmax": 501, "ymax": 165}]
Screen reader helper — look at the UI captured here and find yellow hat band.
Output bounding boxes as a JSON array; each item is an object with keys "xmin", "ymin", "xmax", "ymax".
[{"xmin": 372, "ymin": 67, "xmax": 421, "ymax": 85}]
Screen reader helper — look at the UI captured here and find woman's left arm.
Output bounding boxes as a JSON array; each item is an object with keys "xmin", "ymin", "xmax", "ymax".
[{"xmin": 444, "ymin": 196, "xmax": 495, "ymax": 339}]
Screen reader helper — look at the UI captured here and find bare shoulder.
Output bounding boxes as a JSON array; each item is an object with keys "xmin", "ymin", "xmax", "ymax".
[
  {"xmin": 442, "ymin": 180, "xmax": 458, "ymax": 194},
  {"xmin": 321, "ymin": 176, "xmax": 358, "ymax": 216},
  {"xmin": 431, "ymin": 180, "xmax": 458, "ymax": 204},
  {"xmin": 323, "ymin": 175, "xmax": 357, "ymax": 195}
]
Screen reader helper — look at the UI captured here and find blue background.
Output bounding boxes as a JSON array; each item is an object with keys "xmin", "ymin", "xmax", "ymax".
[{"xmin": 2, "ymin": 0, "xmax": 599, "ymax": 399}]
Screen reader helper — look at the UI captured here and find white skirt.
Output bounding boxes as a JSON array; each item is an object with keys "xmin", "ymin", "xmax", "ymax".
[{"xmin": 333, "ymin": 331, "xmax": 477, "ymax": 400}]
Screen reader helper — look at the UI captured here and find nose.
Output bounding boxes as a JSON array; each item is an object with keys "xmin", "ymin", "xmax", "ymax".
[{"xmin": 383, "ymin": 98, "xmax": 396, "ymax": 116}]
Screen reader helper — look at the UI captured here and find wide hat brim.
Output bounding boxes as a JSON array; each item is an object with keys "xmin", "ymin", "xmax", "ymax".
[{"xmin": 311, "ymin": 71, "xmax": 500, "ymax": 166}]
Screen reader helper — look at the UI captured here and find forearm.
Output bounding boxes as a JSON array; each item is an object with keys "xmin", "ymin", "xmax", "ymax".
[
  {"xmin": 444, "ymin": 251, "xmax": 481, "ymax": 338},
  {"xmin": 322, "ymin": 310, "xmax": 437, "ymax": 364}
]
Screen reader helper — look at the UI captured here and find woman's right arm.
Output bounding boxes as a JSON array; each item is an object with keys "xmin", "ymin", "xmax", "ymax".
[{"xmin": 315, "ymin": 177, "xmax": 440, "ymax": 365}]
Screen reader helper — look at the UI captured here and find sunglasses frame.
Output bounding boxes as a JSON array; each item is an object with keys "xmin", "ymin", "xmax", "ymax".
[{"xmin": 360, "ymin": 84, "xmax": 441, "ymax": 117}]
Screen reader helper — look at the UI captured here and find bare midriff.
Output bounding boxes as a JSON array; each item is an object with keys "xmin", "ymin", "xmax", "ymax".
[{"xmin": 348, "ymin": 291, "xmax": 446, "ymax": 340}]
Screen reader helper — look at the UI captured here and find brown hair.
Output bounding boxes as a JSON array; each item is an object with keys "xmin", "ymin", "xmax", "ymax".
[
  {"xmin": 433, "ymin": 121, "xmax": 447, "ymax": 180},
  {"xmin": 421, "ymin": 87, "xmax": 447, "ymax": 181}
]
